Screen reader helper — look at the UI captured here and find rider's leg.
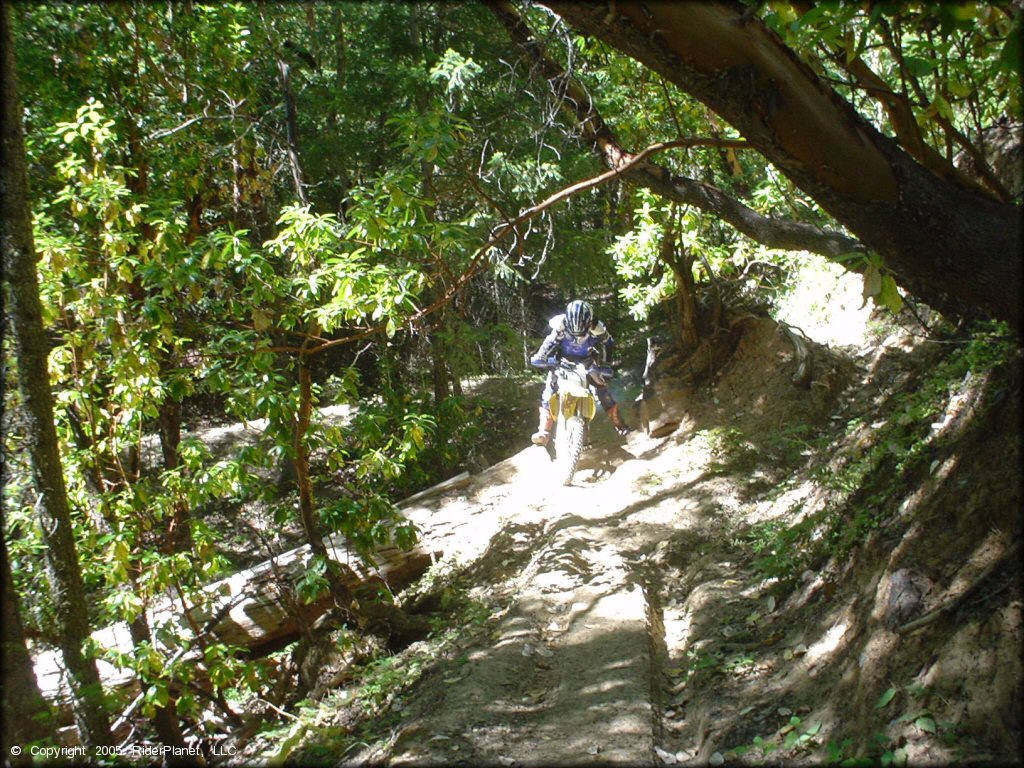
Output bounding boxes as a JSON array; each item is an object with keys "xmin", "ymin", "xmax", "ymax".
[
  {"xmin": 596, "ymin": 386, "xmax": 630, "ymax": 436},
  {"xmin": 607, "ymin": 404, "xmax": 630, "ymax": 436},
  {"xmin": 532, "ymin": 379, "xmax": 556, "ymax": 446},
  {"xmin": 532, "ymin": 405, "xmax": 554, "ymax": 446}
]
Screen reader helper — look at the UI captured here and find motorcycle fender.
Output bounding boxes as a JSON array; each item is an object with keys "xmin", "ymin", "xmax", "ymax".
[{"xmin": 559, "ymin": 394, "xmax": 596, "ymax": 421}]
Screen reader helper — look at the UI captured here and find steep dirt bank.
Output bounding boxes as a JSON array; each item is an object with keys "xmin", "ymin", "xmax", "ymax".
[
  {"xmin": 649, "ymin": 320, "xmax": 1022, "ymax": 765},
  {"xmin": 237, "ymin": 313, "xmax": 1020, "ymax": 766}
]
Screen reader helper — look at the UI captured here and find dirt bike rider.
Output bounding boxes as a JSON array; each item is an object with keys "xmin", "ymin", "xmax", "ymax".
[{"xmin": 529, "ymin": 299, "xmax": 630, "ymax": 446}]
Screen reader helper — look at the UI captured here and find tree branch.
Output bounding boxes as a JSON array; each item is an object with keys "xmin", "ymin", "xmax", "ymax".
[
  {"xmin": 805, "ymin": 5, "xmax": 1010, "ymax": 203},
  {"xmin": 486, "ymin": 0, "xmax": 867, "ymax": 261}
]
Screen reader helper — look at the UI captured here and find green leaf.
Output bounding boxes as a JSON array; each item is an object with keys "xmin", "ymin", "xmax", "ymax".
[
  {"xmin": 878, "ymin": 275, "xmax": 903, "ymax": 313},
  {"xmin": 827, "ymin": 740, "xmax": 849, "ymax": 762},
  {"xmin": 903, "ymin": 56, "xmax": 934, "ymax": 78},
  {"xmin": 915, "ymin": 716, "xmax": 937, "ymax": 734},
  {"xmin": 948, "ymin": 80, "xmax": 973, "ymax": 98},
  {"xmin": 269, "ymin": 721, "xmax": 307, "ymax": 765},
  {"xmin": 145, "ymin": 683, "xmax": 170, "ymax": 708},
  {"xmin": 876, "ymin": 686, "xmax": 898, "ymax": 709},
  {"xmin": 998, "ymin": 22, "xmax": 1022, "ymax": 73},
  {"xmin": 252, "ymin": 309, "xmax": 271, "ymax": 332},
  {"xmin": 861, "ymin": 265, "xmax": 882, "ymax": 307},
  {"xmin": 834, "ymin": 251, "xmax": 866, "ymax": 263},
  {"xmin": 932, "ymin": 94, "xmax": 954, "ymax": 122}
]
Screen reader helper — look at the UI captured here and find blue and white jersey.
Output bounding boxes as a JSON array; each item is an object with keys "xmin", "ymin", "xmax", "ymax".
[{"xmin": 530, "ymin": 313, "xmax": 613, "ymax": 368}]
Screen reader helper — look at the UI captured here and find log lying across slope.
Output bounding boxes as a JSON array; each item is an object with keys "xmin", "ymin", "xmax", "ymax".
[
  {"xmin": 33, "ymin": 473, "xmax": 471, "ymax": 703},
  {"xmin": 185, "ymin": 535, "xmax": 438, "ymax": 653}
]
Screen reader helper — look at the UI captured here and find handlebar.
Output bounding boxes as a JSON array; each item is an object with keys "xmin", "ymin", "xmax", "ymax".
[
  {"xmin": 531, "ymin": 355, "xmax": 615, "ymax": 378},
  {"xmin": 543, "ymin": 357, "xmax": 614, "ymax": 379}
]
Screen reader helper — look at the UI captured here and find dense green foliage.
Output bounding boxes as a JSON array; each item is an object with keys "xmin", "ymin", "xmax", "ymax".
[{"xmin": 3, "ymin": 0, "xmax": 1019, "ymax": 749}]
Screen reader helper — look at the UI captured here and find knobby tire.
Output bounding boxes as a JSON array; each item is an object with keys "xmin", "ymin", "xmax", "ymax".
[{"xmin": 557, "ymin": 415, "xmax": 586, "ymax": 486}]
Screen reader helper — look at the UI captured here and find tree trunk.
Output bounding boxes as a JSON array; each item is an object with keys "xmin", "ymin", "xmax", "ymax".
[
  {"xmin": 450, "ymin": 322, "xmax": 463, "ymax": 398},
  {"xmin": 430, "ymin": 322, "xmax": 451, "ymax": 407},
  {"xmin": 125, "ymin": 573, "xmax": 188, "ymax": 760},
  {"xmin": 1, "ymin": 538, "xmax": 53, "ymax": 755},
  {"xmin": 660, "ymin": 212, "xmax": 700, "ymax": 349},
  {"xmin": 1, "ymin": 4, "xmax": 113, "ymax": 747},
  {"xmin": 158, "ymin": 399, "xmax": 193, "ymax": 554},
  {"xmin": 292, "ymin": 354, "xmax": 356, "ymax": 608},
  {"xmin": 32, "ymin": 533, "xmax": 437, "ymax": 717},
  {"xmin": 669, "ymin": 253, "xmax": 700, "ymax": 351},
  {"xmin": 277, "ymin": 55, "xmax": 307, "ymax": 205},
  {"xmin": 291, "ymin": 354, "xmax": 430, "ymax": 646},
  {"xmin": 539, "ymin": 1, "xmax": 1021, "ymax": 333},
  {"xmin": 414, "ymin": 72, "xmax": 454, "ymax": 408}
]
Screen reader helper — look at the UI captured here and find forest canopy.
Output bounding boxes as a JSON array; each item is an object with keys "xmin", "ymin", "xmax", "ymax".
[{"xmin": 2, "ymin": 0, "xmax": 1021, "ymax": 752}]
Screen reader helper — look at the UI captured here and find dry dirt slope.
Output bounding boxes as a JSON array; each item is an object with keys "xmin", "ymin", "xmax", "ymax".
[{"xmin": 278, "ymin": 316, "xmax": 1021, "ymax": 767}]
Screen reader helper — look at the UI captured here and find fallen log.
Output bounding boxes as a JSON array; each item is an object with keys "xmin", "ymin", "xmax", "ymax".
[
  {"xmin": 34, "ymin": 537, "xmax": 438, "ymax": 704},
  {"xmin": 33, "ymin": 472, "xmax": 479, "ymax": 707},
  {"xmin": 191, "ymin": 537, "xmax": 438, "ymax": 653},
  {"xmin": 398, "ymin": 471, "xmax": 471, "ymax": 508}
]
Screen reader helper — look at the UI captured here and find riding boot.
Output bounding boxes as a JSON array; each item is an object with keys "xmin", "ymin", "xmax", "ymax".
[
  {"xmin": 607, "ymin": 403, "xmax": 630, "ymax": 436},
  {"xmin": 532, "ymin": 406, "xmax": 554, "ymax": 446}
]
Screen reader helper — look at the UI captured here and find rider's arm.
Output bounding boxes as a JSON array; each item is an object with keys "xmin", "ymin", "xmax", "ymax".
[
  {"xmin": 601, "ymin": 335, "xmax": 615, "ymax": 364},
  {"xmin": 530, "ymin": 330, "xmax": 559, "ymax": 369},
  {"xmin": 589, "ymin": 322, "xmax": 614, "ymax": 365}
]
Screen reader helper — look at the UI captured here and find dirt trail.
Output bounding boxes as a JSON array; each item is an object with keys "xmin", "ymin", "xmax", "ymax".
[
  {"xmin": 368, "ymin": 412, "xmax": 708, "ymax": 766},
  {"xmin": 333, "ymin": 318, "xmax": 828, "ymax": 766}
]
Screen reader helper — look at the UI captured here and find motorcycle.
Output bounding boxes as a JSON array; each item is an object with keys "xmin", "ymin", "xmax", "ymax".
[{"xmin": 546, "ymin": 358, "xmax": 614, "ymax": 486}]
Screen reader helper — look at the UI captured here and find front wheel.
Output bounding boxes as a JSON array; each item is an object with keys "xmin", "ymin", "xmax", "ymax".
[{"xmin": 556, "ymin": 414, "xmax": 587, "ymax": 486}]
